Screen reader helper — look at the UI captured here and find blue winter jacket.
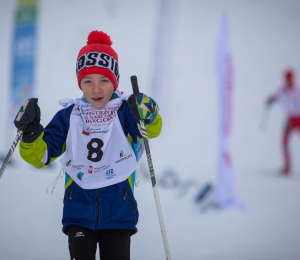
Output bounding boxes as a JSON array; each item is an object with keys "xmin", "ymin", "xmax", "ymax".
[{"xmin": 19, "ymin": 99, "xmax": 162, "ymax": 235}]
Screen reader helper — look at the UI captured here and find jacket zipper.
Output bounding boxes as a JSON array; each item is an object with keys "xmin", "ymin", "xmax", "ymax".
[
  {"xmin": 124, "ymin": 187, "xmax": 137, "ymax": 214},
  {"xmin": 64, "ymin": 187, "xmax": 76, "ymax": 203},
  {"xmin": 94, "ymin": 189, "xmax": 99, "ymax": 229}
]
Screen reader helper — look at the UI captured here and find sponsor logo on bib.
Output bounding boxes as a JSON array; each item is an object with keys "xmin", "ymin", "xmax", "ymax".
[
  {"xmin": 115, "ymin": 152, "xmax": 132, "ymax": 163},
  {"xmin": 82, "ymin": 127, "xmax": 90, "ymax": 136},
  {"xmin": 66, "ymin": 159, "xmax": 72, "ymax": 166},
  {"xmin": 77, "ymin": 172, "xmax": 84, "ymax": 180},
  {"xmin": 105, "ymin": 169, "xmax": 116, "ymax": 180}
]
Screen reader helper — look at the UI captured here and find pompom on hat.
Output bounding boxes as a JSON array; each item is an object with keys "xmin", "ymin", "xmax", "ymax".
[{"xmin": 76, "ymin": 30, "xmax": 119, "ymax": 91}]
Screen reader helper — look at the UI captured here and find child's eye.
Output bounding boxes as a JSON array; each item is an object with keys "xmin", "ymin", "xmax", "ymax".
[
  {"xmin": 84, "ymin": 80, "xmax": 92, "ymax": 84},
  {"xmin": 102, "ymin": 79, "xmax": 109, "ymax": 83}
]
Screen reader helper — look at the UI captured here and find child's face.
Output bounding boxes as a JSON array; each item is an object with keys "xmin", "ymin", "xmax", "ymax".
[{"xmin": 80, "ymin": 74, "xmax": 115, "ymax": 108}]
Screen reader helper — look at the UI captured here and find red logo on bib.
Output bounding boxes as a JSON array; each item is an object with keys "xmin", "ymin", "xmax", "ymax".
[
  {"xmin": 88, "ymin": 166, "xmax": 93, "ymax": 174},
  {"xmin": 82, "ymin": 127, "xmax": 90, "ymax": 136}
]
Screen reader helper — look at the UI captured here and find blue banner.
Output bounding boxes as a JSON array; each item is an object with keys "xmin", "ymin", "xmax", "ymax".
[{"xmin": 10, "ymin": 0, "xmax": 38, "ymax": 116}]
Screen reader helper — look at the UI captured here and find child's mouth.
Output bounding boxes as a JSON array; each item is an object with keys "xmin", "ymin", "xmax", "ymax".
[{"xmin": 92, "ymin": 97, "xmax": 103, "ymax": 102}]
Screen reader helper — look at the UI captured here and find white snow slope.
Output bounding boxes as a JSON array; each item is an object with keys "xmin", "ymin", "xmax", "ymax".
[{"xmin": 0, "ymin": 0, "xmax": 300, "ymax": 259}]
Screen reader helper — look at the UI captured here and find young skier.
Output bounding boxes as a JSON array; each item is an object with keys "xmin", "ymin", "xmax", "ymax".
[
  {"xmin": 14, "ymin": 30, "xmax": 162, "ymax": 260},
  {"xmin": 266, "ymin": 69, "xmax": 300, "ymax": 174}
]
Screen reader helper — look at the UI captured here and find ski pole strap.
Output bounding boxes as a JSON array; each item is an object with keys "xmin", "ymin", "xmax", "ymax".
[{"xmin": 18, "ymin": 123, "xmax": 28, "ymax": 133}]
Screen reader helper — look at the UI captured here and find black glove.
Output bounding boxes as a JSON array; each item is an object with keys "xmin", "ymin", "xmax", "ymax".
[
  {"xmin": 127, "ymin": 93, "xmax": 156, "ymax": 124},
  {"xmin": 14, "ymin": 98, "xmax": 44, "ymax": 143}
]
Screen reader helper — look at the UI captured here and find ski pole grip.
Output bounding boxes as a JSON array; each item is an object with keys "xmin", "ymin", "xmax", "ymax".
[
  {"xmin": 31, "ymin": 97, "xmax": 38, "ymax": 104},
  {"xmin": 130, "ymin": 75, "xmax": 140, "ymax": 94}
]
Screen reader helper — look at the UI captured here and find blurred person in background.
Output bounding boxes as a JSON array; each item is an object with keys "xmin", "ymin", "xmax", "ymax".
[{"xmin": 266, "ymin": 69, "xmax": 300, "ymax": 174}]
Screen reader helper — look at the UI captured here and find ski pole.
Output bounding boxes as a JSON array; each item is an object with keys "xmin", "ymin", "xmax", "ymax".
[
  {"xmin": 0, "ymin": 124, "xmax": 27, "ymax": 179},
  {"xmin": 130, "ymin": 75, "xmax": 171, "ymax": 260},
  {"xmin": 259, "ymin": 105, "xmax": 271, "ymax": 131}
]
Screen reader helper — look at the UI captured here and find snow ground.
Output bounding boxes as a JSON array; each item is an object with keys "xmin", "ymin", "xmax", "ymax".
[
  {"xmin": 0, "ymin": 156, "xmax": 299, "ymax": 260},
  {"xmin": 0, "ymin": 0, "xmax": 300, "ymax": 259}
]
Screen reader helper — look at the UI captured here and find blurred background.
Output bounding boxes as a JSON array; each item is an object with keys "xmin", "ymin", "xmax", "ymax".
[{"xmin": 0, "ymin": 0, "xmax": 300, "ymax": 259}]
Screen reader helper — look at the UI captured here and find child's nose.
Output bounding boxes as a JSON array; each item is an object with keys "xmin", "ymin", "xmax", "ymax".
[{"xmin": 94, "ymin": 84, "xmax": 102, "ymax": 93}]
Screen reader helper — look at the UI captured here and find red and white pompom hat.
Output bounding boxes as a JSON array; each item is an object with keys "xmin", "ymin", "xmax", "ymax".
[{"xmin": 76, "ymin": 30, "xmax": 119, "ymax": 91}]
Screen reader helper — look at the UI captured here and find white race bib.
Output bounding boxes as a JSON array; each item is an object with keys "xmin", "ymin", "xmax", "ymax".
[{"xmin": 59, "ymin": 91, "xmax": 137, "ymax": 189}]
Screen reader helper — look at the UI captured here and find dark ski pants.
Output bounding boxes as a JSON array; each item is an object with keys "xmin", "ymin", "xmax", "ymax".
[{"xmin": 68, "ymin": 225, "xmax": 131, "ymax": 260}]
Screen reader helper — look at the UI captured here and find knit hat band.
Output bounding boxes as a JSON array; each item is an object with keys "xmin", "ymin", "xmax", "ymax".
[{"xmin": 76, "ymin": 51, "xmax": 119, "ymax": 89}]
